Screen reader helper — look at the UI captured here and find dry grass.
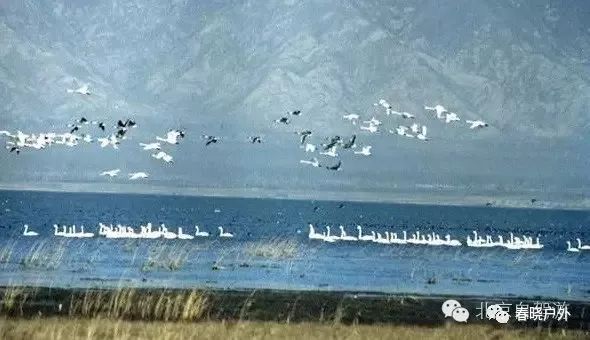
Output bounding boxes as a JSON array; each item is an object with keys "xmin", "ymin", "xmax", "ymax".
[
  {"xmin": 0, "ymin": 317, "xmax": 586, "ymax": 340},
  {"xmin": 68, "ymin": 288, "xmax": 208, "ymax": 322},
  {"xmin": 244, "ymin": 238, "xmax": 299, "ymax": 260},
  {"xmin": 0, "ymin": 242, "xmax": 15, "ymax": 265},
  {"xmin": 1, "ymin": 287, "xmax": 28, "ymax": 315},
  {"xmin": 20, "ymin": 240, "xmax": 68, "ymax": 270},
  {"xmin": 141, "ymin": 243, "xmax": 192, "ymax": 272}
]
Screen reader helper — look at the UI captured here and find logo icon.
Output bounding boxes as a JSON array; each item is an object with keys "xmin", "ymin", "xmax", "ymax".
[{"xmin": 442, "ymin": 299, "xmax": 469, "ymax": 322}]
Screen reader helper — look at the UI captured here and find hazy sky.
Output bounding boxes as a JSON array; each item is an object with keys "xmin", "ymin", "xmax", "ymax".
[{"xmin": 0, "ymin": 1, "xmax": 589, "ymax": 206}]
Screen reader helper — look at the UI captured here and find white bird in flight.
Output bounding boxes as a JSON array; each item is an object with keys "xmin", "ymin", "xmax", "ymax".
[
  {"xmin": 416, "ymin": 126, "xmax": 429, "ymax": 141},
  {"xmin": 343, "ymin": 113, "xmax": 360, "ymax": 121},
  {"xmin": 129, "ymin": 172, "xmax": 149, "ymax": 180},
  {"xmin": 425, "ymin": 105, "xmax": 448, "ymax": 119},
  {"xmin": 300, "ymin": 157, "xmax": 320, "ymax": 167},
  {"xmin": 392, "ymin": 126, "xmax": 413, "ymax": 138},
  {"xmin": 363, "ymin": 117, "xmax": 381, "ymax": 126},
  {"xmin": 445, "ymin": 112, "xmax": 460, "ymax": 123},
  {"xmin": 304, "ymin": 143, "xmax": 316, "ymax": 153},
  {"xmin": 320, "ymin": 146, "xmax": 338, "ymax": 157},
  {"xmin": 360, "ymin": 124, "xmax": 378, "ymax": 133},
  {"xmin": 97, "ymin": 135, "xmax": 119, "ymax": 149},
  {"xmin": 100, "ymin": 169, "xmax": 120, "ymax": 177},
  {"xmin": 152, "ymin": 151, "xmax": 174, "ymax": 163},
  {"xmin": 67, "ymin": 84, "xmax": 91, "ymax": 95},
  {"xmin": 466, "ymin": 120, "xmax": 489, "ymax": 129},
  {"xmin": 354, "ymin": 146, "xmax": 372, "ymax": 156},
  {"xmin": 156, "ymin": 130, "xmax": 184, "ymax": 144},
  {"xmin": 140, "ymin": 142, "xmax": 161, "ymax": 150}
]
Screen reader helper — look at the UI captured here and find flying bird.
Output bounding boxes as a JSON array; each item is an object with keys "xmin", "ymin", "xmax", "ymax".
[
  {"xmin": 67, "ymin": 84, "xmax": 91, "ymax": 95},
  {"xmin": 157, "ymin": 130, "xmax": 185, "ymax": 144},
  {"xmin": 295, "ymin": 130, "xmax": 312, "ymax": 145},
  {"xmin": 445, "ymin": 112, "xmax": 460, "ymax": 123},
  {"xmin": 300, "ymin": 157, "xmax": 320, "ymax": 167},
  {"xmin": 320, "ymin": 146, "xmax": 338, "ymax": 158},
  {"xmin": 274, "ymin": 117, "xmax": 290, "ymax": 124},
  {"xmin": 466, "ymin": 120, "xmax": 489, "ymax": 129},
  {"xmin": 425, "ymin": 105, "xmax": 448, "ymax": 119},
  {"xmin": 360, "ymin": 124, "xmax": 378, "ymax": 133},
  {"xmin": 129, "ymin": 172, "xmax": 149, "ymax": 180},
  {"xmin": 304, "ymin": 143, "xmax": 316, "ymax": 153},
  {"xmin": 152, "ymin": 151, "xmax": 173, "ymax": 163},
  {"xmin": 342, "ymin": 135, "xmax": 356, "ymax": 149},
  {"xmin": 290, "ymin": 110, "xmax": 302, "ymax": 116},
  {"xmin": 342, "ymin": 113, "xmax": 360, "ymax": 122},
  {"xmin": 326, "ymin": 160, "xmax": 342, "ymax": 171},
  {"xmin": 202, "ymin": 135, "xmax": 219, "ymax": 146},
  {"xmin": 416, "ymin": 126, "xmax": 429, "ymax": 141},
  {"xmin": 100, "ymin": 169, "xmax": 120, "ymax": 177},
  {"xmin": 140, "ymin": 142, "xmax": 161, "ymax": 151},
  {"xmin": 354, "ymin": 146, "xmax": 372, "ymax": 156},
  {"xmin": 249, "ymin": 136, "xmax": 262, "ymax": 143}
]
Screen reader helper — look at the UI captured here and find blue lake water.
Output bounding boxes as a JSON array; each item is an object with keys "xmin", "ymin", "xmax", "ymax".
[{"xmin": 0, "ymin": 190, "xmax": 588, "ymax": 301}]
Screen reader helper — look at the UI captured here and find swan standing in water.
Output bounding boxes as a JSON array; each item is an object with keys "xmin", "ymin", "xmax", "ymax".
[
  {"xmin": 177, "ymin": 227, "xmax": 194, "ymax": 240},
  {"xmin": 22, "ymin": 224, "xmax": 39, "ymax": 236},
  {"xmin": 575, "ymin": 238, "xmax": 590, "ymax": 250},
  {"xmin": 356, "ymin": 225, "xmax": 375, "ymax": 241},
  {"xmin": 195, "ymin": 226, "xmax": 209, "ymax": 237},
  {"xmin": 566, "ymin": 241, "xmax": 580, "ymax": 252},
  {"xmin": 338, "ymin": 226, "xmax": 358, "ymax": 241},
  {"xmin": 218, "ymin": 226, "xmax": 234, "ymax": 238}
]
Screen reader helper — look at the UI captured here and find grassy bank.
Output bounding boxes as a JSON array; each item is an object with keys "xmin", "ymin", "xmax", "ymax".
[{"xmin": 0, "ymin": 317, "xmax": 586, "ymax": 340}]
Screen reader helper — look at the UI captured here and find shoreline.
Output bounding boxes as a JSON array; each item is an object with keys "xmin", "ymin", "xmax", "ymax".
[{"xmin": 1, "ymin": 286, "xmax": 588, "ymax": 328}]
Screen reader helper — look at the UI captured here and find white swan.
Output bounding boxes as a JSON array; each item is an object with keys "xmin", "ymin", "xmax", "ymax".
[
  {"xmin": 300, "ymin": 158, "xmax": 320, "ymax": 167},
  {"xmin": 76, "ymin": 225, "xmax": 95, "ymax": 238},
  {"xmin": 416, "ymin": 126, "xmax": 429, "ymax": 141},
  {"xmin": 129, "ymin": 172, "xmax": 149, "ymax": 180},
  {"xmin": 156, "ymin": 130, "xmax": 184, "ymax": 145},
  {"xmin": 308, "ymin": 224, "xmax": 325, "ymax": 240},
  {"xmin": 177, "ymin": 227, "xmax": 194, "ymax": 240},
  {"xmin": 466, "ymin": 120, "xmax": 489, "ymax": 129},
  {"xmin": 360, "ymin": 124, "xmax": 378, "ymax": 133},
  {"xmin": 567, "ymin": 241, "xmax": 580, "ymax": 252},
  {"xmin": 218, "ymin": 226, "xmax": 234, "ymax": 238},
  {"xmin": 357, "ymin": 225, "xmax": 375, "ymax": 241},
  {"xmin": 100, "ymin": 169, "xmax": 120, "ymax": 177},
  {"xmin": 323, "ymin": 226, "xmax": 339, "ymax": 242},
  {"xmin": 338, "ymin": 226, "xmax": 358, "ymax": 241},
  {"xmin": 151, "ymin": 151, "xmax": 173, "ymax": 163},
  {"xmin": 445, "ymin": 112, "xmax": 460, "ymax": 123},
  {"xmin": 195, "ymin": 225, "xmax": 209, "ymax": 237},
  {"xmin": 140, "ymin": 142, "xmax": 161, "ymax": 151},
  {"xmin": 304, "ymin": 143, "xmax": 317, "ymax": 153},
  {"xmin": 424, "ymin": 105, "xmax": 448, "ymax": 119},
  {"xmin": 576, "ymin": 238, "xmax": 590, "ymax": 250},
  {"xmin": 67, "ymin": 84, "xmax": 90, "ymax": 95},
  {"xmin": 22, "ymin": 224, "xmax": 39, "ymax": 236},
  {"xmin": 353, "ymin": 146, "xmax": 372, "ymax": 156}
]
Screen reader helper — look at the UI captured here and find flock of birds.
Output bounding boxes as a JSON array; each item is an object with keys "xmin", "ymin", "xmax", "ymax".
[
  {"xmin": 19, "ymin": 221, "xmax": 590, "ymax": 253},
  {"xmin": 22, "ymin": 223, "xmax": 233, "ymax": 239},
  {"xmin": 307, "ymin": 224, "xmax": 589, "ymax": 252},
  {"xmin": 1, "ymin": 83, "xmax": 491, "ymax": 177}
]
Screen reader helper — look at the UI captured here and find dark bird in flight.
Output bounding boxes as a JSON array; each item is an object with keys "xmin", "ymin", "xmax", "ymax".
[
  {"xmin": 274, "ymin": 117, "xmax": 290, "ymax": 124},
  {"xmin": 296, "ymin": 130, "xmax": 312, "ymax": 144},
  {"xmin": 342, "ymin": 135, "xmax": 356, "ymax": 149},
  {"xmin": 249, "ymin": 136, "xmax": 262, "ymax": 143},
  {"xmin": 326, "ymin": 160, "xmax": 342, "ymax": 171},
  {"xmin": 98, "ymin": 122, "xmax": 105, "ymax": 131},
  {"xmin": 290, "ymin": 110, "xmax": 301, "ymax": 116},
  {"xmin": 203, "ymin": 135, "xmax": 219, "ymax": 146}
]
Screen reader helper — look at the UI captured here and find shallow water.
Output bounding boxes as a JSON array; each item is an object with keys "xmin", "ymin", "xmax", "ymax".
[{"xmin": 0, "ymin": 190, "xmax": 588, "ymax": 300}]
